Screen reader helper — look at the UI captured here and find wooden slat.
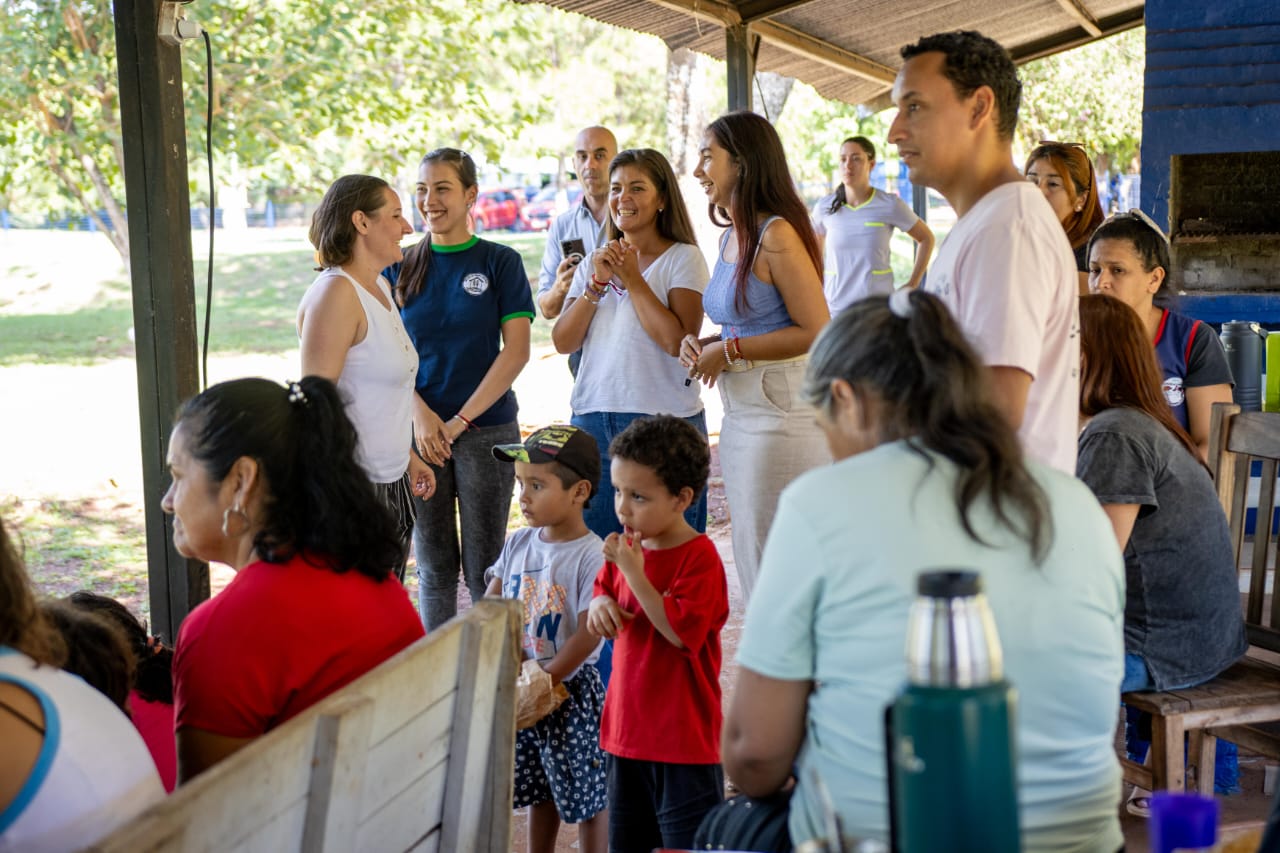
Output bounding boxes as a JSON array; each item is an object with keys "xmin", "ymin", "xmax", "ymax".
[
  {"xmin": 1207, "ymin": 722, "xmax": 1280, "ymax": 760},
  {"xmin": 1227, "ymin": 412, "xmax": 1280, "ymax": 460},
  {"xmin": 1208, "ymin": 402, "xmax": 1240, "ymax": 483},
  {"xmin": 363, "ymin": 627, "xmax": 462, "ymax": 743},
  {"xmin": 1152, "ymin": 714, "xmax": 1187, "ymax": 790},
  {"xmin": 300, "ymin": 695, "xmax": 374, "ymax": 853},
  {"xmin": 354, "ymin": 757, "xmax": 448, "ymax": 852},
  {"xmin": 440, "ymin": 601, "xmax": 521, "ymax": 852},
  {"xmin": 359, "ymin": 696, "xmax": 454, "ymax": 820}
]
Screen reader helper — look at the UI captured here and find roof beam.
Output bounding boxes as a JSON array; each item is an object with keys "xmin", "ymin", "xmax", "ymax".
[
  {"xmin": 737, "ymin": 0, "xmax": 818, "ymax": 24},
  {"xmin": 1010, "ymin": 7, "xmax": 1144, "ymax": 62},
  {"xmin": 645, "ymin": 0, "xmax": 739, "ymax": 27},
  {"xmin": 754, "ymin": 20, "xmax": 897, "ymax": 84},
  {"xmin": 1051, "ymin": 0, "xmax": 1103, "ymax": 36}
]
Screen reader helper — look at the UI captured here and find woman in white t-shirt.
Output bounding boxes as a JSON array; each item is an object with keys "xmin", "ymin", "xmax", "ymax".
[
  {"xmin": 813, "ymin": 137, "xmax": 934, "ymax": 314},
  {"xmin": 552, "ymin": 149, "xmax": 709, "ymax": 538},
  {"xmin": 297, "ymin": 175, "xmax": 435, "ymax": 579}
]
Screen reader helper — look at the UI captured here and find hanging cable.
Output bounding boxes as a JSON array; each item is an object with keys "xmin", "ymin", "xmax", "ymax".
[{"xmin": 199, "ymin": 28, "xmax": 215, "ymax": 391}]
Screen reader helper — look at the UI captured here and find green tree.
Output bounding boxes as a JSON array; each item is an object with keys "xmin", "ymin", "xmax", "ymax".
[
  {"xmin": 1, "ymin": 0, "xmax": 549, "ymax": 266},
  {"xmin": 1017, "ymin": 28, "xmax": 1145, "ymax": 173}
]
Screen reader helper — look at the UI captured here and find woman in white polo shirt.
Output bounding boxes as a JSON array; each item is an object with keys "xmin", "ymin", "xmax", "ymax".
[
  {"xmin": 552, "ymin": 148, "xmax": 709, "ymax": 538},
  {"xmin": 813, "ymin": 136, "xmax": 934, "ymax": 314}
]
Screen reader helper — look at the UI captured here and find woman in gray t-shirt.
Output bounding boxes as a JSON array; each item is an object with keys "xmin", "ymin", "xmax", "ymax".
[{"xmin": 1076, "ymin": 294, "xmax": 1247, "ymax": 813}]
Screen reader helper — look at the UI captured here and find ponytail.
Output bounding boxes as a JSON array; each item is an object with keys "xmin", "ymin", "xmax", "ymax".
[
  {"xmin": 826, "ymin": 185, "xmax": 847, "ymax": 217},
  {"xmin": 175, "ymin": 376, "xmax": 402, "ymax": 580},
  {"xmin": 805, "ymin": 291, "xmax": 1052, "ymax": 561}
]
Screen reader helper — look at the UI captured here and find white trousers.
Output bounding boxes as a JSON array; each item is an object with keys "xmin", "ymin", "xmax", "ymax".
[{"xmin": 717, "ymin": 358, "xmax": 831, "ymax": 602}]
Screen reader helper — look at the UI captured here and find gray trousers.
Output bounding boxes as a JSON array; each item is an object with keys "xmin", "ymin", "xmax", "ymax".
[
  {"xmin": 717, "ymin": 359, "xmax": 830, "ymax": 602},
  {"xmin": 413, "ymin": 421, "xmax": 518, "ymax": 630}
]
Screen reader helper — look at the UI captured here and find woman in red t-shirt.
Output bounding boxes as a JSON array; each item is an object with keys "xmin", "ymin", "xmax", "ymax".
[{"xmin": 162, "ymin": 376, "xmax": 425, "ymax": 782}]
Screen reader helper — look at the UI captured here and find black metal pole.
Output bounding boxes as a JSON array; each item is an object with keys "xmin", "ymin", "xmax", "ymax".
[
  {"xmin": 726, "ymin": 24, "xmax": 756, "ymax": 112},
  {"xmin": 113, "ymin": 0, "xmax": 208, "ymax": 641}
]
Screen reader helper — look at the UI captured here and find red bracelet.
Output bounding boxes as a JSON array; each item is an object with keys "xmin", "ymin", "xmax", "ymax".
[{"xmin": 454, "ymin": 413, "xmax": 475, "ymax": 431}]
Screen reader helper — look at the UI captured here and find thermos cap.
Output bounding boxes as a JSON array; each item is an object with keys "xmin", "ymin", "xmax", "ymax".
[{"xmin": 916, "ymin": 570, "xmax": 982, "ymax": 598}]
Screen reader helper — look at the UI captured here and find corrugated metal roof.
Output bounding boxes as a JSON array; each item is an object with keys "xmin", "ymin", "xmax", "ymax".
[{"xmin": 515, "ymin": 0, "xmax": 1144, "ymax": 107}]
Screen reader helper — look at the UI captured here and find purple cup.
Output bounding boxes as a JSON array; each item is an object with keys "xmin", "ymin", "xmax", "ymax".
[{"xmin": 1149, "ymin": 791, "xmax": 1218, "ymax": 853}]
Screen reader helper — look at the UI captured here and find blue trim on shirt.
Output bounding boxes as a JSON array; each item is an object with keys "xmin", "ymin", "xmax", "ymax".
[{"xmin": 0, "ymin": 659, "xmax": 62, "ymax": 835}]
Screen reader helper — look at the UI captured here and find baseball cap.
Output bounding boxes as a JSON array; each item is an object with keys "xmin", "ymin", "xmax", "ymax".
[{"xmin": 492, "ymin": 425, "xmax": 601, "ymax": 496}]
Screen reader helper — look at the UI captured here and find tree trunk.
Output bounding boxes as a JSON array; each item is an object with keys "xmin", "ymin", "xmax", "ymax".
[
  {"xmin": 665, "ymin": 47, "xmax": 705, "ymax": 178},
  {"xmin": 753, "ymin": 72, "xmax": 794, "ymax": 123}
]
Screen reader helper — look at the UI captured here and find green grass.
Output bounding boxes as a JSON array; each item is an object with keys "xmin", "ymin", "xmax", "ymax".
[{"xmin": 0, "ymin": 229, "xmax": 553, "ymax": 365}]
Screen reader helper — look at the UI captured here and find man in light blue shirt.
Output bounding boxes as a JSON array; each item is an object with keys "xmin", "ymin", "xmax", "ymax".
[{"xmin": 537, "ymin": 126, "xmax": 617, "ymax": 375}]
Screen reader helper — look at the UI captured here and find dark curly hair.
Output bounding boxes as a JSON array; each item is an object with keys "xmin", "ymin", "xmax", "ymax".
[
  {"xmin": 609, "ymin": 416, "xmax": 710, "ymax": 498},
  {"xmin": 173, "ymin": 376, "xmax": 403, "ymax": 580},
  {"xmin": 39, "ymin": 599, "xmax": 134, "ymax": 713},
  {"xmin": 68, "ymin": 591, "xmax": 174, "ymax": 705},
  {"xmin": 0, "ymin": 517, "xmax": 66, "ymax": 666},
  {"xmin": 901, "ymin": 31, "xmax": 1022, "ymax": 140},
  {"xmin": 804, "ymin": 290, "xmax": 1051, "ymax": 561}
]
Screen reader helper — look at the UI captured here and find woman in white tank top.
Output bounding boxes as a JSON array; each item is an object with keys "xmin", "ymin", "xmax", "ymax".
[{"xmin": 297, "ymin": 175, "xmax": 435, "ymax": 580}]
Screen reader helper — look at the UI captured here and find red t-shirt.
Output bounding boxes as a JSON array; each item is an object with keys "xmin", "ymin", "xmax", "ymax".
[
  {"xmin": 174, "ymin": 552, "xmax": 424, "ymax": 738},
  {"xmin": 593, "ymin": 534, "xmax": 728, "ymax": 764},
  {"xmin": 129, "ymin": 691, "xmax": 176, "ymax": 792}
]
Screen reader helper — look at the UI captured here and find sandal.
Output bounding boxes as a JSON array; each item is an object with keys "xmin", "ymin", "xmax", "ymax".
[{"xmin": 1126, "ymin": 786, "xmax": 1152, "ymax": 819}]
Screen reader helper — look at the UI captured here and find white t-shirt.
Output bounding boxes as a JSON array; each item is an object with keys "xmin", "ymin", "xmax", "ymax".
[
  {"xmin": 738, "ymin": 442, "xmax": 1124, "ymax": 852},
  {"xmin": 568, "ymin": 242, "xmax": 708, "ymax": 418},
  {"xmin": 813, "ymin": 189, "xmax": 920, "ymax": 313},
  {"xmin": 485, "ymin": 527, "xmax": 605, "ymax": 680},
  {"xmin": 301, "ymin": 269, "xmax": 418, "ymax": 483},
  {"xmin": 0, "ymin": 648, "xmax": 166, "ymax": 853},
  {"xmin": 923, "ymin": 181, "xmax": 1080, "ymax": 473}
]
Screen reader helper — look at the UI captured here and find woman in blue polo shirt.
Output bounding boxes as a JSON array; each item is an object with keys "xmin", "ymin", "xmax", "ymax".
[
  {"xmin": 388, "ymin": 148, "xmax": 535, "ymax": 630},
  {"xmin": 1087, "ymin": 211, "xmax": 1233, "ymax": 462},
  {"xmin": 813, "ymin": 136, "xmax": 934, "ymax": 315}
]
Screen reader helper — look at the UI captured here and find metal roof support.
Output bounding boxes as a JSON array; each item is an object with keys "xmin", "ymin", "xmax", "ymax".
[
  {"xmin": 113, "ymin": 0, "xmax": 208, "ymax": 640},
  {"xmin": 726, "ymin": 23, "xmax": 758, "ymax": 112}
]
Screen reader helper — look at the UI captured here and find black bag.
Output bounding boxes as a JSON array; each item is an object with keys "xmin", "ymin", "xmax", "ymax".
[{"xmin": 693, "ymin": 789, "xmax": 793, "ymax": 852}]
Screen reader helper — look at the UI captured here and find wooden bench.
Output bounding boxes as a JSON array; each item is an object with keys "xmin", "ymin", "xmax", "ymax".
[
  {"xmin": 1120, "ymin": 403, "xmax": 1280, "ymax": 793},
  {"xmin": 89, "ymin": 599, "xmax": 522, "ymax": 852}
]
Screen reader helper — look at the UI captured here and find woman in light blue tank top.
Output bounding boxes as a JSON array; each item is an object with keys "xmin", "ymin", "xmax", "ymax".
[{"xmin": 679, "ymin": 111, "xmax": 832, "ymax": 601}]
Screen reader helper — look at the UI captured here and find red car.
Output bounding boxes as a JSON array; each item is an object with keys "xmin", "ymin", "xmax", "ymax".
[
  {"xmin": 519, "ymin": 184, "xmax": 584, "ymax": 231},
  {"xmin": 471, "ymin": 188, "xmax": 524, "ymax": 232}
]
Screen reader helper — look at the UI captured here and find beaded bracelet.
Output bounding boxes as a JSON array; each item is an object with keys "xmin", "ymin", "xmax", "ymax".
[
  {"xmin": 582, "ymin": 289, "xmax": 602, "ymax": 305},
  {"xmin": 723, "ymin": 336, "xmax": 746, "ymax": 366}
]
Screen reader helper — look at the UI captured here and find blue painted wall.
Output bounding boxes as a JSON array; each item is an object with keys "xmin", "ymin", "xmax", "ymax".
[{"xmin": 1142, "ymin": 1, "xmax": 1280, "ymax": 229}]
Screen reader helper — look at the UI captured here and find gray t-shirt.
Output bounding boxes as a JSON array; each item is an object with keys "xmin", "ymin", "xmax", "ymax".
[
  {"xmin": 485, "ymin": 527, "xmax": 604, "ymax": 678},
  {"xmin": 1077, "ymin": 407, "xmax": 1247, "ymax": 690}
]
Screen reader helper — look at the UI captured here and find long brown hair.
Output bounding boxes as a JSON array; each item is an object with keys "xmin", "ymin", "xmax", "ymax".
[
  {"xmin": 1024, "ymin": 143, "xmax": 1104, "ymax": 250},
  {"xmin": 704, "ymin": 111, "xmax": 823, "ymax": 310},
  {"xmin": 0, "ymin": 518, "xmax": 67, "ymax": 665},
  {"xmin": 395, "ymin": 147, "xmax": 479, "ymax": 307},
  {"xmin": 1078, "ymin": 295, "xmax": 1201, "ymax": 463},
  {"xmin": 605, "ymin": 149, "xmax": 699, "ymax": 247},
  {"xmin": 804, "ymin": 290, "xmax": 1052, "ymax": 561}
]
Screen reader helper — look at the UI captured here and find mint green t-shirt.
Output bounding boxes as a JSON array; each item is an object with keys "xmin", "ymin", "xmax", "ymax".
[{"xmin": 738, "ymin": 441, "xmax": 1124, "ymax": 853}]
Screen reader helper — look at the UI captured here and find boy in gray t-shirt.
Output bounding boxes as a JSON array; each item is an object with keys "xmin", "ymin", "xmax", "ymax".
[{"xmin": 485, "ymin": 425, "xmax": 608, "ymax": 853}]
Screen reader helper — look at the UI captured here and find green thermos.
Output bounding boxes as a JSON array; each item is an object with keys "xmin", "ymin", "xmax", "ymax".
[{"xmin": 886, "ymin": 570, "xmax": 1020, "ymax": 853}]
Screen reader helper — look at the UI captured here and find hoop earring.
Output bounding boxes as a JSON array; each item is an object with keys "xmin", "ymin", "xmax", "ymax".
[{"xmin": 222, "ymin": 505, "xmax": 250, "ymax": 538}]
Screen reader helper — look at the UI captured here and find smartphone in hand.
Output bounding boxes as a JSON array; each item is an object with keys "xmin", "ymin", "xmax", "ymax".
[{"xmin": 560, "ymin": 238, "xmax": 586, "ymax": 265}]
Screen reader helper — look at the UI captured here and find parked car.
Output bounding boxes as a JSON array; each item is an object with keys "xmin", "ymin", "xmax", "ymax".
[
  {"xmin": 471, "ymin": 187, "xmax": 524, "ymax": 232},
  {"xmin": 519, "ymin": 184, "xmax": 583, "ymax": 231}
]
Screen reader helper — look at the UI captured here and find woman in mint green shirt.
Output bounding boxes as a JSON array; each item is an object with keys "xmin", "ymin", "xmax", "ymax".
[{"xmin": 718, "ymin": 290, "xmax": 1125, "ymax": 852}]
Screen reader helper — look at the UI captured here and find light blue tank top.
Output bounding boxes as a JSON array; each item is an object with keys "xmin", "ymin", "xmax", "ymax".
[{"xmin": 703, "ymin": 216, "xmax": 795, "ymax": 338}]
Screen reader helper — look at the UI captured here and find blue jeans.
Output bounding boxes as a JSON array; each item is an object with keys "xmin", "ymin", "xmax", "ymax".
[
  {"xmin": 570, "ymin": 410, "xmax": 709, "ymax": 540},
  {"xmin": 1121, "ymin": 653, "xmax": 1240, "ymax": 794}
]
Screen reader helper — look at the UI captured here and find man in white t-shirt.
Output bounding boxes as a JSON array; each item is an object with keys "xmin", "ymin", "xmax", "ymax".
[{"xmin": 888, "ymin": 31, "xmax": 1079, "ymax": 473}]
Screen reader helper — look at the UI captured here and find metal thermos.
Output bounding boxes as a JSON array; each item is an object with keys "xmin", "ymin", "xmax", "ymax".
[
  {"xmin": 886, "ymin": 571, "xmax": 1020, "ymax": 853},
  {"xmin": 1221, "ymin": 320, "xmax": 1266, "ymax": 412}
]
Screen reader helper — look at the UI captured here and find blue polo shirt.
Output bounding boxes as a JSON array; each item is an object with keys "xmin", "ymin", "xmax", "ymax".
[{"xmin": 387, "ymin": 236, "xmax": 535, "ymax": 427}]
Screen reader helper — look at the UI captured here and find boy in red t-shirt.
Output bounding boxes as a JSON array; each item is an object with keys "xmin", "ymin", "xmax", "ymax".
[{"xmin": 587, "ymin": 416, "xmax": 728, "ymax": 851}]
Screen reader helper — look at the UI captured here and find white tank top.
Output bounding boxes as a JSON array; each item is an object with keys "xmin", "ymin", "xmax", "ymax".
[
  {"xmin": 0, "ymin": 648, "xmax": 165, "ymax": 852},
  {"xmin": 314, "ymin": 268, "xmax": 418, "ymax": 483}
]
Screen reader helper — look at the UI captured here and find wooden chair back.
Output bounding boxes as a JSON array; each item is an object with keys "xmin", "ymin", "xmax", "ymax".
[
  {"xmin": 1209, "ymin": 403, "xmax": 1280, "ymax": 652},
  {"xmin": 89, "ymin": 599, "xmax": 522, "ymax": 853}
]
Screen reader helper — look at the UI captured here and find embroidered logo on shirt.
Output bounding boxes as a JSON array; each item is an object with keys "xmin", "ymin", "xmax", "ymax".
[
  {"xmin": 1163, "ymin": 376, "xmax": 1185, "ymax": 407},
  {"xmin": 462, "ymin": 273, "xmax": 490, "ymax": 295}
]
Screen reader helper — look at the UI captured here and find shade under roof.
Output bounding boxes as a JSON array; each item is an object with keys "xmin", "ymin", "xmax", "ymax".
[{"xmin": 517, "ymin": 0, "xmax": 1145, "ymax": 108}]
